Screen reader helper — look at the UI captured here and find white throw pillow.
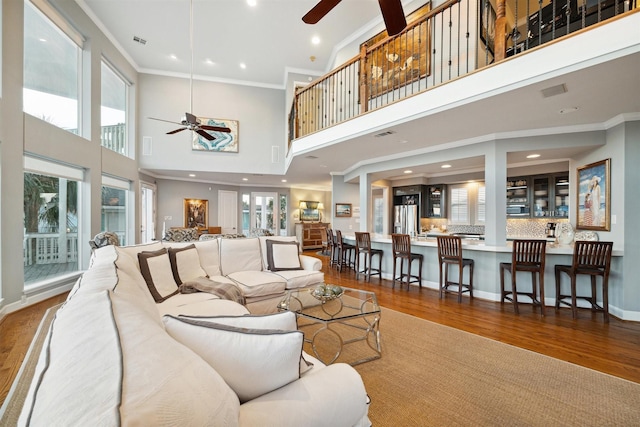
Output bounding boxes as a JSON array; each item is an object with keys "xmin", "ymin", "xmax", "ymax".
[
  {"xmin": 265, "ymin": 240, "xmax": 302, "ymax": 271},
  {"xmin": 168, "ymin": 244, "xmax": 207, "ymax": 284},
  {"xmin": 137, "ymin": 248, "xmax": 178, "ymax": 302},
  {"xmin": 179, "ymin": 311, "xmax": 314, "ymax": 375},
  {"xmin": 163, "ymin": 315, "xmax": 304, "ymax": 403}
]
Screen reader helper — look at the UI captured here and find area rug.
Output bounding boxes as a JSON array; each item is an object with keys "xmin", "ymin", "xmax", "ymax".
[{"xmin": 345, "ymin": 308, "xmax": 640, "ymax": 426}]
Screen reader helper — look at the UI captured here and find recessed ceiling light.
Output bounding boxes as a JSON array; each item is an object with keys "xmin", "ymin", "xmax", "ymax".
[
  {"xmin": 242, "ymin": 178, "xmax": 248, "ymax": 181},
  {"xmin": 311, "ymin": 36, "xmax": 320, "ymax": 45},
  {"xmin": 239, "ymin": 63, "xmax": 247, "ymax": 69},
  {"xmin": 169, "ymin": 54, "xmax": 178, "ymax": 60},
  {"xmin": 188, "ymin": 173, "xmax": 196, "ymax": 177},
  {"xmin": 559, "ymin": 106, "xmax": 579, "ymax": 114},
  {"xmin": 281, "ymin": 179, "xmax": 287, "ymax": 183},
  {"xmin": 441, "ymin": 164, "xmax": 452, "ymax": 169},
  {"xmin": 404, "ymin": 170, "xmax": 412, "ymax": 174},
  {"xmin": 247, "ymin": 0, "xmax": 257, "ymax": 6},
  {"xmin": 526, "ymin": 154, "xmax": 541, "ymax": 159},
  {"xmin": 204, "ymin": 59, "xmax": 215, "ymax": 65},
  {"xmin": 39, "ymin": 38, "xmax": 47, "ymax": 42}
]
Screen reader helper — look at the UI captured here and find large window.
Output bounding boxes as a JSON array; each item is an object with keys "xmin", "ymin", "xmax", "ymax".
[
  {"xmin": 101, "ymin": 60, "xmax": 128, "ymax": 155},
  {"xmin": 101, "ymin": 176, "xmax": 131, "ymax": 245},
  {"xmin": 449, "ymin": 182, "xmax": 485, "ymax": 225},
  {"xmin": 279, "ymin": 194, "xmax": 287, "ymax": 236},
  {"xmin": 24, "ymin": 157, "xmax": 82, "ymax": 287},
  {"xmin": 23, "ymin": 1, "xmax": 82, "ymax": 134}
]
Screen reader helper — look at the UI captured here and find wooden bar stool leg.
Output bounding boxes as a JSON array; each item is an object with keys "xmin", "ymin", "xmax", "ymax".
[
  {"xmin": 500, "ymin": 266, "xmax": 506, "ymax": 304},
  {"xmin": 511, "ymin": 269, "xmax": 519, "ymax": 314},
  {"xmin": 571, "ymin": 276, "xmax": 578, "ymax": 319},
  {"xmin": 603, "ymin": 275, "xmax": 609, "ymax": 323},
  {"xmin": 458, "ymin": 263, "xmax": 464, "ymax": 303},
  {"xmin": 538, "ymin": 270, "xmax": 545, "ymax": 316},
  {"xmin": 469, "ymin": 263, "xmax": 474, "ymax": 299}
]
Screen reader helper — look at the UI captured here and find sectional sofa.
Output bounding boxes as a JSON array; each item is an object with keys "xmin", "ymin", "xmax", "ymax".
[{"xmin": 9, "ymin": 236, "xmax": 371, "ymax": 426}]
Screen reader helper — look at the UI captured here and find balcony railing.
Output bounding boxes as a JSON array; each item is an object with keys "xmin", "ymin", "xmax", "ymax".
[
  {"xmin": 289, "ymin": 0, "xmax": 635, "ymax": 143},
  {"xmin": 101, "ymin": 123, "xmax": 127, "ymax": 155},
  {"xmin": 24, "ymin": 232, "xmax": 78, "ymax": 266}
]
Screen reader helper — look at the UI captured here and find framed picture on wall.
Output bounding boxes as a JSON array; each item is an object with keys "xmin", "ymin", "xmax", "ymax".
[
  {"xmin": 576, "ymin": 158, "xmax": 610, "ymax": 231},
  {"xmin": 335, "ymin": 203, "xmax": 352, "ymax": 218},
  {"xmin": 184, "ymin": 198, "xmax": 209, "ymax": 231}
]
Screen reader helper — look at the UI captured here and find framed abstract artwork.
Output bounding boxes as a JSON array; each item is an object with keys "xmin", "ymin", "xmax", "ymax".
[
  {"xmin": 192, "ymin": 118, "xmax": 239, "ymax": 153},
  {"xmin": 576, "ymin": 158, "xmax": 610, "ymax": 231}
]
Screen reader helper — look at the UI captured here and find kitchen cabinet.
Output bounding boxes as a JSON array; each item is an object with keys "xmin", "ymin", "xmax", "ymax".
[
  {"xmin": 508, "ymin": 173, "xmax": 569, "ymax": 218},
  {"xmin": 506, "ymin": 177, "xmax": 531, "ymax": 217},
  {"xmin": 424, "ymin": 185, "xmax": 446, "ymax": 218},
  {"xmin": 295, "ymin": 222, "xmax": 329, "ymax": 250},
  {"xmin": 533, "ymin": 173, "xmax": 570, "ymax": 217}
]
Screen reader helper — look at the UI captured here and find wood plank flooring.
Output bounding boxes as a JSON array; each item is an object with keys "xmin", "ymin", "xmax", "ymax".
[{"xmin": 2, "ymin": 250, "xmax": 639, "ymax": 408}]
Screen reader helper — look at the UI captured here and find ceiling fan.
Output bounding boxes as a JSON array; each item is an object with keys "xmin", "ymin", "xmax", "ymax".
[
  {"xmin": 148, "ymin": 0, "xmax": 230, "ymax": 141},
  {"xmin": 303, "ymin": 0, "xmax": 407, "ymax": 36}
]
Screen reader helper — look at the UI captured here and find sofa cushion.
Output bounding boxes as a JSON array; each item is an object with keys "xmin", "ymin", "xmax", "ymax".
[
  {"xmin": 195, "ymin": 239, "xmax": 221, "ymax": 276},
  {"xmin": 163, "ymin": 315, "xmax": 304, "ymax": 403},
  {"xmin": 273, "ymin": 269, "xmax": 325, "ymax": 290},
  {"xmin": 227, "ymin": 271, "xmax": 287, "ymax": 297},
  {"xmin": 20, "ymin": 291, "xmax": 240, "ymax": 426},
  {"xmin": 158, "ymin": 296, "xmax": 250, "ymax": 317},
  {"xmin": 265, "ymin": 240, "xmax": 303, "ymax": 272},
  {"xmin": 137, "ymin": 248, "xmax": 179, "ymax": 302},
  {"xmin": 219, "ymin": 237, "xmax": 263, "ymax": 275},
  {"xmin": 168, "ymin": 244, "xmax": 207, "ymax": 284},
  {"xmin": 164, "ymin": 227, "xmax": 198, "ymax": 242}
]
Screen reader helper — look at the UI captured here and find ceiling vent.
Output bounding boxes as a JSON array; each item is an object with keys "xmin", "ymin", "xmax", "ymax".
[
  {"xmin": 133, "ymin": 35, "xmax": 147, "ymax": 45},
  {"xmin": 374, "ymin": 130, "xmax": 396, "ymax": 137},
  {"xmin": 541, "ymin": 84, "xmax": 567, "ymax": 98}
]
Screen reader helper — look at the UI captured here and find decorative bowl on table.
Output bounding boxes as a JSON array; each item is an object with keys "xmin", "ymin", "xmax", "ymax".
[{"xmin": 310, "ymin": 284, "xmax": 344, "ymax": 301}]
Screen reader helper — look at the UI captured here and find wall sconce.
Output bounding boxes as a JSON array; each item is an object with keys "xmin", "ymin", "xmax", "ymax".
[
  {"xmin": 299, "ymin": 201, "xmax": 307, "ymax": 222},
  {"xmin": 317, "ymin": 202, "xmax": 324, "ymax": 222}
]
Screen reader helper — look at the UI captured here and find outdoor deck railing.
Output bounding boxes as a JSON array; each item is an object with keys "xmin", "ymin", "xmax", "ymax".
[
  {"xmin": 101, "ymin": 123, "xmax": 127, "ymax": 155},
  {"xmin": 288, "ymin": 0, "xmax": 635, "ymax": 145},
  {"xmin": 24, "ymin": 233, "xmax": 78, "ymax": 266}
]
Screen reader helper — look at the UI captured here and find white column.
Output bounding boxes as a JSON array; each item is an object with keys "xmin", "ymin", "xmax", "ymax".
[
  {"xmin": 484, "ymin": 142, "xmax": 507, "ymax": 246},
  {"xmin": 359, "ymin": 172, "xmax": 372, "ymax": 232}
]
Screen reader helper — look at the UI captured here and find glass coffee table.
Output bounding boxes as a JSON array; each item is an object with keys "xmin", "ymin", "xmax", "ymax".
[{"xmin": 278, "ymin": 286, "xmax": 381, "ymax": 366}]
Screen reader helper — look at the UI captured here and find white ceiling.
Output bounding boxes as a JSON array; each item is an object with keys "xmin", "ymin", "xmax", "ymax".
[{"xmin": 80, "ymin": 0, "xmax": 640, "ymax": 189}]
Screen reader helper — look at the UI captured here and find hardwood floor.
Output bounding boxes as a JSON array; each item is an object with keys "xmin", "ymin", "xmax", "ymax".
[{"xmin": 2, "ymin": 250, "xmax": 640, "ymax": 408}]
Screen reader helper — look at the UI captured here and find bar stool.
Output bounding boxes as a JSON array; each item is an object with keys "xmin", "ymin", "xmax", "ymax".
[
  {"xmin": 500, "ymin": 239, "xmax": 547, "ymax": 316},
  {"xmin": 436, "ymin": 236, "xmax": 474, "ymax": 302},
  {"xmin": 391, "ymin": 234, "xmax": 423, "ymax": 289},
  {"xmin": 325, "ymin": 227, "xmax": 337, "ymax": 265},
  {"xmin": 335, "ymin": 230, "xmax": 355, "ymax": 272},
  {"xmin": 355, "ymin": 232, "xmax": 383, "ymax": 281},
  {"xmin": 555, "ymin": 241, "xmax": 613, "ymax": 322}
]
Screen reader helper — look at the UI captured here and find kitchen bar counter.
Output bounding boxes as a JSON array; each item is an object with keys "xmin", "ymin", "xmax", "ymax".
[{"xmin": 342, "ymin": 233, "xmax": 624, "ymax": 318}]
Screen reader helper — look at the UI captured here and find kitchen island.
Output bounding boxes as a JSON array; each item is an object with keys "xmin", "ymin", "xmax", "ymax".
[{"xmin": 342, "ymin": 234, "xmax": 624, "ymax": 318}]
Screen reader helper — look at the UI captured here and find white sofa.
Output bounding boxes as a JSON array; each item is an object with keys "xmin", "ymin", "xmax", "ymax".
[{"xmin": 14, "ymin": 237, "xmax": 371, "ymax": 426}]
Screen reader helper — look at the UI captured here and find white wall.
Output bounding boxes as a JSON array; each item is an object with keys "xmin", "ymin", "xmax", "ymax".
[{"xmin": 138, "ymin": 74, "xmax": 286, "ymax": 176}]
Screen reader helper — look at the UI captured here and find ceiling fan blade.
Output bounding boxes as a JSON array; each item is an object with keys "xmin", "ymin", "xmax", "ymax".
[
  {"xmin": 200, "ymin": 125, "xmax": 231, "ymax": 133},
  {"xmin": 167, "ymin": 127, "xmax": 187, "ymax": 135},
  {"xmin": 149, "ymin": 117, "xmax": 182, "ymax": 125},
  {"xmin": 196, "ymin": 129, "xmax": 216, "ymax": 141},
  {"xmin": 378, "ymin": 0, "xmax": 407, "ymax": 36},
  {"xmin": 302, "ymin": 0, "xmax": 341, "ymax": 24}
]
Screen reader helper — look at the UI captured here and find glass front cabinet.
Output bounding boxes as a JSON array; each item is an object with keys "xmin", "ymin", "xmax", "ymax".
[
  {"xmin": 424, "ymin": 185, "xmax": 446, "ymax": 218},
  {"xmin": 509, "ymin": 173, "xmax": 569, "ymax": 218}
]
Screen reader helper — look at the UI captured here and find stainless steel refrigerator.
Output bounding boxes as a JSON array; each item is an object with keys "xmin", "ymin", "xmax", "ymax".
[{"xmin": 394, "ymin": 204, "xmax": 419, "ymax": 235}]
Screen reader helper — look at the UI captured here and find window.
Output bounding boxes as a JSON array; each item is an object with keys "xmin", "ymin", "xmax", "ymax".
[
  {"xmin": 476, "ymin": 184, "xmax": 486, "ymax": 224},
  {"xmin": 101, "ymin": 176, "xmax": 131, "ymax": 245},
  {"xmin": 24, "ymin": 157, "xmax": 82, "ymax": 287},
  {"xmin": 101, "ymin": 60, "xmax": 128, "ymax": 155},
  {"xmin": 449, "ymin": 185, "xmax": 469, "ymax": 224},
  {"xmin": 242, "ymin": 193, "xmax": 250, "ymax": 236},
  {"xmin": 23, "ymin": 0, "xmax": 82, "ymax": 134},
  {"xmin": 449, "ymin": 182, "xmax": 485, "ymax": 225}
]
